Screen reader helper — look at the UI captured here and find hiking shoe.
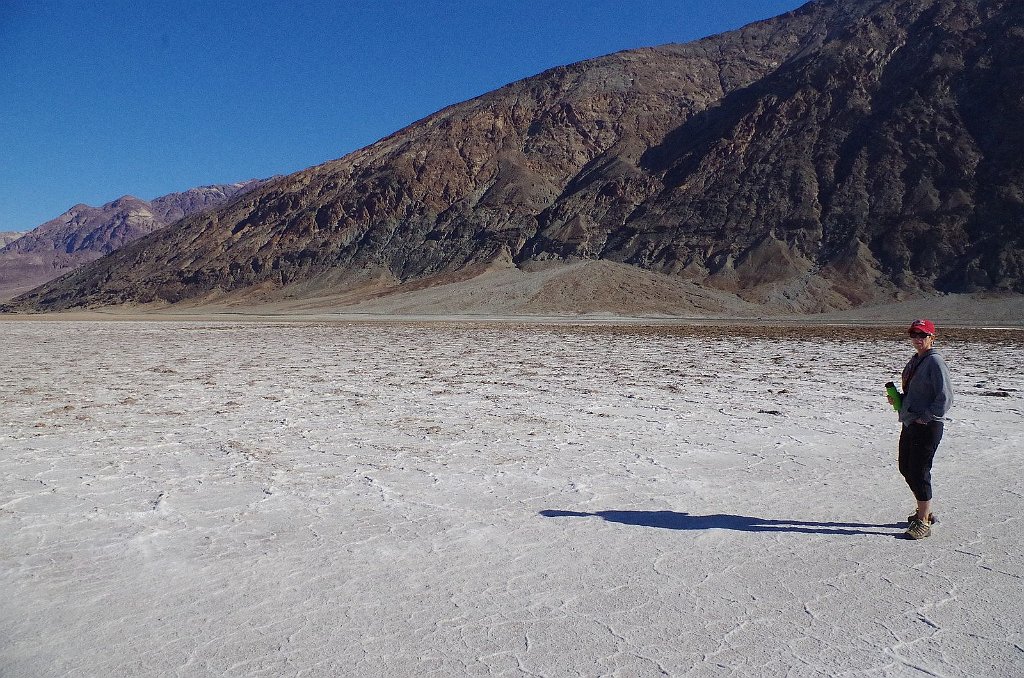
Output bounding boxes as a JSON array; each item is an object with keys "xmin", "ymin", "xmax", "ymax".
[
  {"xmin": 905, "ymin": 519, "xmax": 931, "ymax": 540},
  {"xmin": 907, "ymin": 512, "xmax": 939, "ymax": 526}
]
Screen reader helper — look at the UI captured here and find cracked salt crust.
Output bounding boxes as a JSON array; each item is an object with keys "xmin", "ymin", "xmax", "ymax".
[{"xmin": 1, "ymin": 320, "xmax": 1022, "ymax": 676}]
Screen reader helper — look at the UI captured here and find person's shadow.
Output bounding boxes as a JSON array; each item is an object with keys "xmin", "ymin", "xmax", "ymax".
[{"xmin": 539, "ymin": 510, "xmax": 904, "ymax": 536}]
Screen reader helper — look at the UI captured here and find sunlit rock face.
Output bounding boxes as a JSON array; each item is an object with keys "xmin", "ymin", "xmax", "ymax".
[{"xmin": 0, "ymin": 232, "xmax": 22, "ymax": 247}]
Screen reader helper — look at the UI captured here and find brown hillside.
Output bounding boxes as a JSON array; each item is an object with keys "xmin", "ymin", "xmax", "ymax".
[{"xmin": 5, "ymin": 0, "xmax": 1022, "ymax": 315}]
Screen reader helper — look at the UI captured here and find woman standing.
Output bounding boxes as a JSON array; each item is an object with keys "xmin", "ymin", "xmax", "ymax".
[{"xmin": 892, "ymin": 319, "xmax": 954, "ymax": 540}]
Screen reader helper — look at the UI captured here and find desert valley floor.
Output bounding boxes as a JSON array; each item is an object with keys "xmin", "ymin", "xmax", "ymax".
[{"xmin": 2, "ymin": 319, "xmax": 1023, "ymax": 676}]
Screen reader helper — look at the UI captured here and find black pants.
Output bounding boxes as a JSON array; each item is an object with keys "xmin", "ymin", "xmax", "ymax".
[{"xmin": 898, "ymin": 421, "xmax": 944, "ymax": 501}]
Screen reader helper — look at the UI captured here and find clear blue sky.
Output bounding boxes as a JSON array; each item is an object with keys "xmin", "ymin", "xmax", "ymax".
[{"xmin": 1, "ymin": 0, "xmax": 806, "ymax": 233}]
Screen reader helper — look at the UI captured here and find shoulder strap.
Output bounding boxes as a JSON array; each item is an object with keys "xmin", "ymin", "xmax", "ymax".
[{"xmin": 902, "ymin": 350, "xmax": 936, "ymax": 391}]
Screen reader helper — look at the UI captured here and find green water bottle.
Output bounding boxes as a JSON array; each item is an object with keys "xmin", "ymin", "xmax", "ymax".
[{"xmin": 885, "ymin": 382, "xmax": 902, "ymax": 411}]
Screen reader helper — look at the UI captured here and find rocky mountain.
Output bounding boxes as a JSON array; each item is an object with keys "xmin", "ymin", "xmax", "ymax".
[
  {"xmin": 6, "ymin": 0, "xmax": 1023, "ymax": 314},
  {"xmin": 0, "ymin": 181, "xmax": 265, "ymax": 301}
]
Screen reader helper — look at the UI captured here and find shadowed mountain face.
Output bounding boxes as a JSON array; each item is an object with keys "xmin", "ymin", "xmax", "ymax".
[
  {"xmin": 0, "ymin": 181, "xmax": 265, "ymax": 302},
  {"xmin": 7, "ymin": 0, "xmax": 1023, "ymax": 313}
]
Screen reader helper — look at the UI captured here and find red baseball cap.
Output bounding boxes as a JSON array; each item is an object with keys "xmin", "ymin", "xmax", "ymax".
[{"xmin": 907, "ymin": 319, "xmax": 936, "ymax": 336}]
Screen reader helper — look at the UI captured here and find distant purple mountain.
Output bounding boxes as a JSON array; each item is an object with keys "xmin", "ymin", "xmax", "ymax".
[{"xmin": 0, "ymin": 180, "xmax": 266, "ymax": 301}]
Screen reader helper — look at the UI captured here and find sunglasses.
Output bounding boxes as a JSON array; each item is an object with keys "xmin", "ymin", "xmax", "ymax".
[{"xmin": 909, "ymin": 331, "xmax": 931, "ymax": 339}]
